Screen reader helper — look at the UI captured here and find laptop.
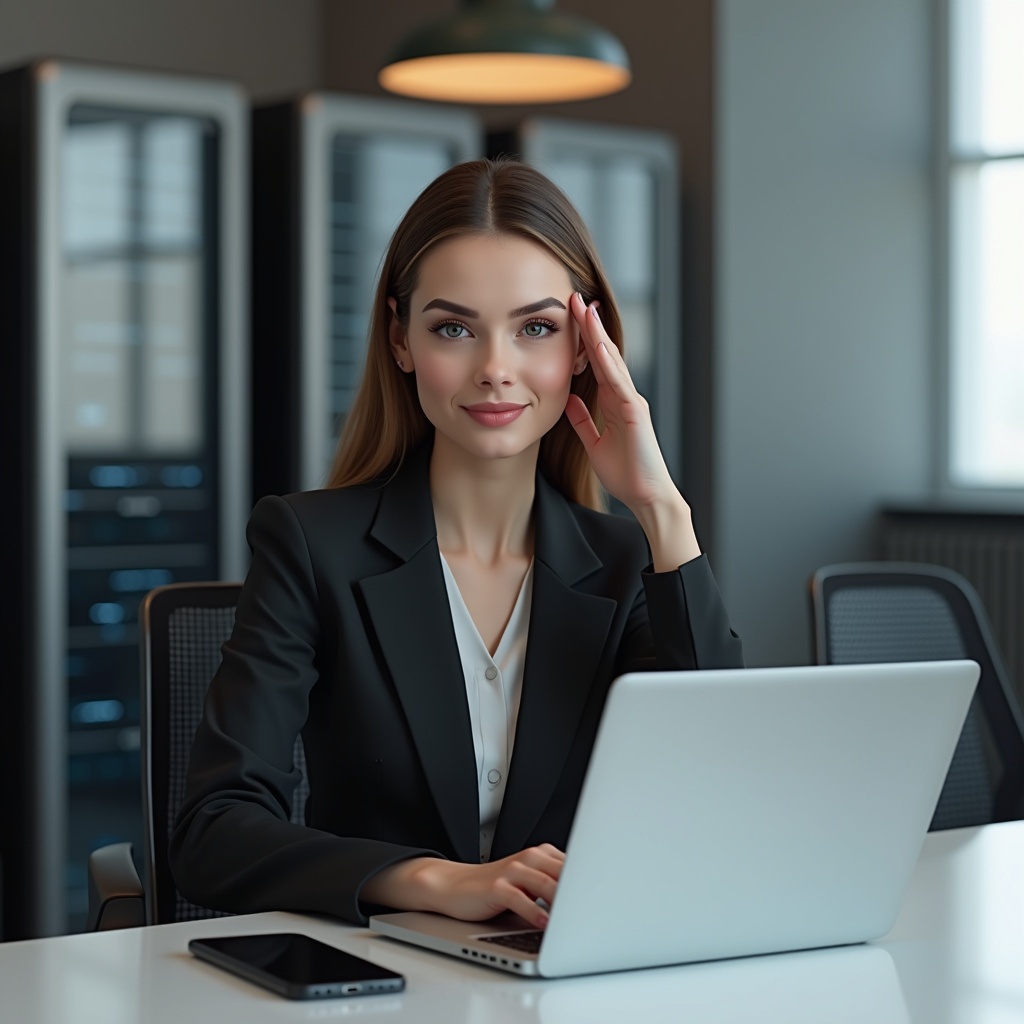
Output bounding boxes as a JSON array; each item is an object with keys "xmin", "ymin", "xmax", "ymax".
[{"xmin": 370, "ymin": 661, "xmax": 979, "ymax": 978}]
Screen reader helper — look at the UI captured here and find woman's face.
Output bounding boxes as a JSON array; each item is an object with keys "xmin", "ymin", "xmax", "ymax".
[{"xmin": 391, "ymin": 233, "xmax": 585, "ymax": 464}]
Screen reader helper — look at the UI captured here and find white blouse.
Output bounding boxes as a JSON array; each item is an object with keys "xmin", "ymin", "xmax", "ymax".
[{"xmin": 438, "ymin": 552, "xmax": 535, "ymax": 862}]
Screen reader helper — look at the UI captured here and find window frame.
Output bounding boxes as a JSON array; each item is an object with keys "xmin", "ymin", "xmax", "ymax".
[{"xmin": 937, "ymin": 0, "xmax": 1024, "ymax": 500}]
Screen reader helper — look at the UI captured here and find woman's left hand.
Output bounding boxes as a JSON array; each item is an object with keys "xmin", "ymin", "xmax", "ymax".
[
  {"xmin": 564, "ymin": 292, "xmax": 678, "ymax": 514},
  {"xmin": 564, "ymin": 293, "xmax": 702, "ymax": 570}
]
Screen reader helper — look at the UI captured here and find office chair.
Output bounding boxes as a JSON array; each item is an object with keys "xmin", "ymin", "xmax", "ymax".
[
  {"xmin": 87, "ymin": 582, "xmax": 309, "ymax": 929},
  {"xmin": 810, "ymin": 562, "xmax": 1024, "ymax": 830}
]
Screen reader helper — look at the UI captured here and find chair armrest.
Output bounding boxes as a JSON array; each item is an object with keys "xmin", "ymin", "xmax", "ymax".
[{"xmin": 87, "ymin": 842, "xmax": 146, "ymax": 931}]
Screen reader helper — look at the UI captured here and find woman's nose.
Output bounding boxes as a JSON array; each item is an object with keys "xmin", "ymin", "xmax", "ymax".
[{"xmin": 475, "ymin": 339, "xmax": 516, "ymax": 388}]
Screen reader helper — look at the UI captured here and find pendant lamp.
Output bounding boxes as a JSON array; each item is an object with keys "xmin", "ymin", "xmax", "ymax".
[{"xmin": 378, "ymin": 0, "xmax": 631, "ymax": 104}]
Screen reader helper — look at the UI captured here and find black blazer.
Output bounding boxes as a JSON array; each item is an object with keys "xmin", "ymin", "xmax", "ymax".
[{"xmin": 170, "ymin": 442, "xmax": 743, "ymax": 924}]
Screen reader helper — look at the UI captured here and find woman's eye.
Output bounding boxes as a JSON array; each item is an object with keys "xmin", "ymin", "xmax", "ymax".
[
  {"xmin": 521, "ymin": 320, "xmax": 558, "ymax": 339},
  {"xmin": 430, "ymin": 321, "xmax": 470, "ymax": 339}
]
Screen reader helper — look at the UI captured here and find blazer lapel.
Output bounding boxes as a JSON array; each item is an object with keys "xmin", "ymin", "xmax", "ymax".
[
  {"xmin": 356, "ymin": 443, "xmax": 479, "ymax": 864},
  {"xmin": 491, "ymin": 475, "xmax": 617, "ymax": 857}
]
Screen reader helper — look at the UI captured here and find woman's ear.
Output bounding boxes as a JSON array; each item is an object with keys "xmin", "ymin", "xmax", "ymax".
[{"xmin": 387, "ymin": 297, "xmax": 412, "ymax": 372}]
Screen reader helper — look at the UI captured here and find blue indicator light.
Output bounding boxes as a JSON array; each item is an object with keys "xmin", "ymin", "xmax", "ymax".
[
  {"xmin": 89, "ymin": 602, "xmax": 126, "ymax": 625},
  {"xmin": 89, "ymin": 465, "xmax": 140, "ymax": 488},
  {"xmin": 70, "ymin": 700, "xmax": 125, "ymax": 725},
  {"xmin": 161, "ymin": 464, "xmax": 203, "ymax": 488}
]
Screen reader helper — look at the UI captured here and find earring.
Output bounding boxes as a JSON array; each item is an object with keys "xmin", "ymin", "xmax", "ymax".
[{"xmin": 397, "ymin": 360, "xmax": 405, "ymax": 370}]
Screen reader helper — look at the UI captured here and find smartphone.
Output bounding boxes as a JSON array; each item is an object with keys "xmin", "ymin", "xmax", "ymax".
[{"xmin": 188, "ymin": 932, "xmax": 406, "ymax": 1000}]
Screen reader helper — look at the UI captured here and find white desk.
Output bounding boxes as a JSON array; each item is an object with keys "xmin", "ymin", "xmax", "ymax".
[{"xmin": 2, "ymin": 822, "xmax": 1022, "ymax": 1024}]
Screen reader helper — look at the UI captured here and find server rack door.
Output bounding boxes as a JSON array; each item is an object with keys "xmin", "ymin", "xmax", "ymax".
[
  {"xmin": 252, "ymin": 94, "xmax": 482, "ymax": 499},
  {"xmin": 1, "ymin": 60, "xmax": 247, "ymax": 937},
  {"xmin": 490, "ymin": 120, "xmax": 682, "ymax": 491},
  {"xmin": 0, "ymin": 62, "xmax": 39, "ymax": 944}
]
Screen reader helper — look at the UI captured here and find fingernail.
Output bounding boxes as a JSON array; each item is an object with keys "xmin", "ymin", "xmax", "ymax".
[{"xmin": 538, "ymin": 912, "xmax": 550, "ymax": 929}]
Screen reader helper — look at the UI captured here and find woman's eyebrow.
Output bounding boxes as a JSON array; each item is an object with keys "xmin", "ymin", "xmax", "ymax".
[
  {"xmin": 508, "ymin": 297, "xmax": 566, "ymax": 318},
  {"xmin": 421, "ymin": 298, "xmax": 478, "ymax": 317},
  {"xmin": 420, "ymin": 296, "xmax": 567, "ymax": 318}
]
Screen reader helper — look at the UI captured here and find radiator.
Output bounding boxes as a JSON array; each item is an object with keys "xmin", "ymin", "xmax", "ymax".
[{"xmin": 879, "ymin": 508, "xmax": 1024, "ymax": 706}]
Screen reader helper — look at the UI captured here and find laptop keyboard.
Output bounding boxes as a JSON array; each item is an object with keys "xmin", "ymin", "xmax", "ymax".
[{"xmin": 478, "ymin": 931, "xmax": 544, "ymax": 954}]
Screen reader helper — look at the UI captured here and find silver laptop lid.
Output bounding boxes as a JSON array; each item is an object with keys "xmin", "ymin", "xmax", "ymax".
[{"xmin": 537, "ymin": 660, "xmax": 978, "ymax": 977}]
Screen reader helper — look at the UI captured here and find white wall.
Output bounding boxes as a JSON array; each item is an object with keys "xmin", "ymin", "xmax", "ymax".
[{"xmin": 715, "ymin": 0, "xmax": 935, "ymax": 666}]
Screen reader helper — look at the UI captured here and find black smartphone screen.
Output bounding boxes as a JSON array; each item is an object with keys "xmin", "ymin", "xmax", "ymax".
[{"xmin": 188, "ymin": 933, "xmax": 406, "ymax": 999}]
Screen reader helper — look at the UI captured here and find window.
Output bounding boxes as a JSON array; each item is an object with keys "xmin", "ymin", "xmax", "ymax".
[{"xmin": 945, "ymin": 0, "xmax": 1024, "ymax": 489}]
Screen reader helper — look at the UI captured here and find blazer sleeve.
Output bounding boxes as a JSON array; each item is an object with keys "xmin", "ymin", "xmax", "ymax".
[
  {"xmin": 617, "ymin": 554, "xmax": 744, "ymax": 673},
  {"xmin": 168, "ymin": 495, "xmax": 441, "ymax": 925}
]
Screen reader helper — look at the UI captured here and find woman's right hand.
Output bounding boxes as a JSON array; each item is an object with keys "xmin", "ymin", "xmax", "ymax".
[{"xmin": 362, "ymin": 844, "xmax": 565, "ymax": 929}]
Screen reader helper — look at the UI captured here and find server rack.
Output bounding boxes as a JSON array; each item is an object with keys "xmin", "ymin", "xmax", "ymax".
[
  {"xmin": 0, "ymin": 60, "xmax": 248, "ymax": 937},
  {"xmin": 489, "ymin": 120, "xmax": 683, "ymax": 483},
  {"xmin": 251, "ymin": 93, "xmax": 482, "ymax": 498}
]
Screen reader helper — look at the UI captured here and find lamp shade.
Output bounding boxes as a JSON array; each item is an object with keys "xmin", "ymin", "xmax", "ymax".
[{"xmin": 378, "ymin": 0, "xmax": 631, "ymax": 104}]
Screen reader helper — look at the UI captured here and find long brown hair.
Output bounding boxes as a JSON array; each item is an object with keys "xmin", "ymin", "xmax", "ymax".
[{"xmin": 326, "ymin": 159, "xmax": 623, "ymax": 510}]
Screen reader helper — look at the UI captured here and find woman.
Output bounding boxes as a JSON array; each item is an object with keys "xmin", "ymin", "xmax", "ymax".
[{"xmin": 169, "ymin": 159, "xmax": 742, "ymax": 931}]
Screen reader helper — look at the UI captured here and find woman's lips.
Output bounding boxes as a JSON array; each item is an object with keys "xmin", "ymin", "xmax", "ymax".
[{"xmin": 462, "ymin": 403, "xmax": 528, "ymax": 427}]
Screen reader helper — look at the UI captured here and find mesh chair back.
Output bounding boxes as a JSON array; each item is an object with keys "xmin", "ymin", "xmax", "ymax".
[
  {"xmin": 141, "ymin": 582, "xmax": 309, "ymax": 924},
  {"xmin": 811, "ymin": 563, "xmax": 1024, "ymax": 830}
]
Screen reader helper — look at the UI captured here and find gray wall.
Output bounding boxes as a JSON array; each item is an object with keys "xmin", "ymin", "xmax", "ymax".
[
  {"xmin": 715, "ymin": 0, "xmax": 935, "ymax": 666},
  {"xmin": 0, "ymin": 0, "xmax": 322, "ymax": 99}
]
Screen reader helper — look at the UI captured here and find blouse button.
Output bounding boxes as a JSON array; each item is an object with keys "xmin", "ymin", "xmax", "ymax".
[
  {"xmin": 484, "ymin": 666, "xmax": 498, "ymax": 680},
  {"xmin": 487, "ymin": 768, "xmax": 502, "ymax": 784}
]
